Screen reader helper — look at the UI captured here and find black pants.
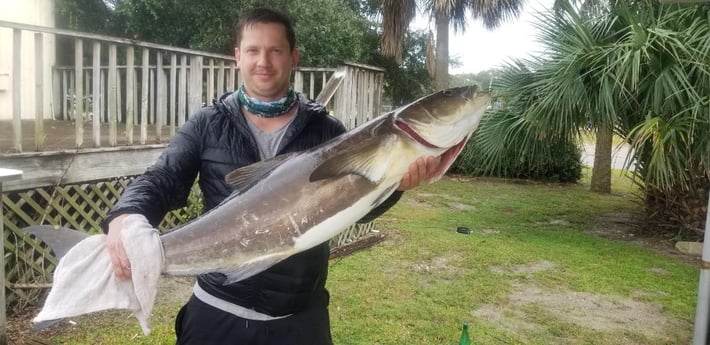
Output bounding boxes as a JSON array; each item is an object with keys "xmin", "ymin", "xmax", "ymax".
[{"xmin": 175, "ymin": 295, "xmax": 333, "ymax": 345}]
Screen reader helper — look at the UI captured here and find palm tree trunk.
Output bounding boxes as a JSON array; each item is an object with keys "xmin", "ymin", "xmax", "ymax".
[
  {"xmin": 434, "ymin": 10, "xmax": 449, "ymax": 90},
  {"xmin": 591, "ymin": 123, "xmax": 613, "ymax": 193}
]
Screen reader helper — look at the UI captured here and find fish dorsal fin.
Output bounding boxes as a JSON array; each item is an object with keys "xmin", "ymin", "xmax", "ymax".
[
  {"xmin": 225, "ymin": 153, "xmax": 296, "ymax": 190},
  {"xmin": 310, "ymin": 137, "xmax": 393, "ymax": 183}
]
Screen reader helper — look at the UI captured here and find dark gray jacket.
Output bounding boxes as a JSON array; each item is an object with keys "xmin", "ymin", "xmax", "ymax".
[{"xmin": 103, "ymin": 92, "xmax": 402, "ymax": 316}]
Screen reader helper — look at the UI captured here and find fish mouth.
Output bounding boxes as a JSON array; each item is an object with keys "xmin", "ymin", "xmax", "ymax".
[{"xmin": 395, "ymin": 119, "xmax": 469, "ymax": 182}]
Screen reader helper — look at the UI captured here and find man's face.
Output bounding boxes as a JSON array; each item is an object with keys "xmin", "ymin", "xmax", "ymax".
[{"xmin": 235, "ymin": 22, "xmax": 299, "ymax": 101}]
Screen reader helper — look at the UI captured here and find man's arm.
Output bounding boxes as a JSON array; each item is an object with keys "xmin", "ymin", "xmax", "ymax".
[{"xmin": 104, "ymin": 114, "xmax": 205, "ymax": 279}]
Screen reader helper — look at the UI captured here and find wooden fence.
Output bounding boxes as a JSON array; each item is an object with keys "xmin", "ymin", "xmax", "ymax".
[
  {"xmin": 0, "ymin": 21, "xmax": 386, "ymax": 315},
  {"xmin": 0, "ymin": 20, "xmax": 383, "ymax": 153}
]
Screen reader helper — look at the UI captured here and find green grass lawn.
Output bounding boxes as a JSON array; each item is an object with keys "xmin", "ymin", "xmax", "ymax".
[
  {"xmin": 42, "ymin": 170, "xmax": 697, "ymax": 344},
  {"xmin": 327, "ymin": 172, "xmax": 695, "ymax": 345}
]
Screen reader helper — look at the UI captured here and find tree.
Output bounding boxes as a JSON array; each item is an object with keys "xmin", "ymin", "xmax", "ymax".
[
  {"xmin": 532, "ymin": 0, "xmax": 618, "ymax": 193},
  {"xmin": 365, "ymin": 29, "xmax": 435, "ymax": 107},
  {"xmin": 60, "ymin": 0, "xmax": 371, "ymax": 64},
  {"xmin": 379, "ymin": 0, "xmax": 524, "ymax": 90},
  {"xmin": 55, "ymin": 0, "xmax": 115, "ymax": 33},
  {"xmin": 479, "ymin": 0, "xmax": 710, "ymax": 236}
]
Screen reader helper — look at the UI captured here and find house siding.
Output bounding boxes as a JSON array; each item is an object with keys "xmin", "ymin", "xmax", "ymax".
[{"xmin": 0, "ymin": 0, "xmax": 55, "ymax": 120}]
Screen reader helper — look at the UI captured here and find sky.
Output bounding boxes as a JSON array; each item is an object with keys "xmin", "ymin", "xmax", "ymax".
[{"xmin": 413, "ymin": 0, "xmax": 556, "ymax": 75}]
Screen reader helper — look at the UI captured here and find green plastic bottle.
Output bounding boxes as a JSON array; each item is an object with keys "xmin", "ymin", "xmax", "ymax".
[{"xmin": 458, "ymin": 323, "xmax": 471, "ymax": 345}]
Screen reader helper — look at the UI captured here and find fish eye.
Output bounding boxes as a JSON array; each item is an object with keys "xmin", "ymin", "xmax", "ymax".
[{"xmin": 443, "ymin": 89, "xmax": 453, "ymax": 96}]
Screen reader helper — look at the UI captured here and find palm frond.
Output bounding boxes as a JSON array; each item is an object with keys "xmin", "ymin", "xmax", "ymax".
[{"xmin": 467, "ymin": 0, "xmax": 525, "ymax": 29}]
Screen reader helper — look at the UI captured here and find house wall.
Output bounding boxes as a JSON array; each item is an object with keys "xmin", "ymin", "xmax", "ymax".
[{"xmin": 0, "ymin": 0, "xmax": 55, "ymax": 120}]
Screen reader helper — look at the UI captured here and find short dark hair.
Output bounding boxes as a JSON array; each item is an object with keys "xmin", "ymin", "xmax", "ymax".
[{"xmin": 235, "ymin": 7, "xmax": 296, "ymax": 51}]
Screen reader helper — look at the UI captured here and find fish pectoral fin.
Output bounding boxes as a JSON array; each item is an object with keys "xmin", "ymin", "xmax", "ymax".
[
  {"xmin": 225, "ymin": 152, "xmax": 297, "ymax": 190},
  {"xmin": 310, "ymin": 138, "xmax": 393, "ymax": 183},
  {"xmin": 220, "ymin": 251, "xmax": 295, "ymax": 285}
]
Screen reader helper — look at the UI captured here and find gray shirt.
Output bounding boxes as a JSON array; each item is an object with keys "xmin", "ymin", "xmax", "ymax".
[{"xmin": 245, "ymin": 112, "xmax": 298, "ymax": 160}]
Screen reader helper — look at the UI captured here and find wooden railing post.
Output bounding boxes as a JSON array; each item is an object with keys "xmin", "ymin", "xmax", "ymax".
[
  {"xmin": 188, "ymin": 56, "xmax": 203, "ymax": 115},
  {"xmin": 294, "ymin": 70, "xmax": 303, "ymax": 93},
  {"xmin": 92, "ymin": 41, "xmax": 101, "ymax": 147},
  {"xmin": 178, "ymin": 55, "xmax": 187, "ymax": 126},
  {"xmin": 140, "ymin": 48, "xmax": 149, "ymax": 144},
  {"xmin": 74, "ymin": 39, "xmax": 84, "ymax": 148},
  {"xmin": 125, "ymin": 46, "xmax": 135, "ymax": 145},
  {"xmin": 108, "ymin": 44, "xmax": 117, "ymax": 146},
  {"xmin": 206, "ymin": 59, "xmax": 214, "ymax": 103},
  {"xmin": 217, "ymin": 60, "xmax": 225, "ymax": 96},
  {"xmin": 156, "ymin": 52, "xmax": 165, "ymax": 143},
  {"xmin": 169, "ymin": 54, "xmax": 177, "ymax": 136},
  {"xmin": 34, "ymin": 33, "xmax": 45, "ymax": 151},
  {"xmin": 12, "ymin": 29, "xmax": 22, "ymax": 153},
  {"xmin": 52, "ymin": 62, "xmax": 60, "ymax": 121}
]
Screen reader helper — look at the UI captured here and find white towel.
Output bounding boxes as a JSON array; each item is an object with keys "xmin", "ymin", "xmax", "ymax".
[{"xmin": 33, "ymin": 214, "xmax": 164, "ymax": 335}]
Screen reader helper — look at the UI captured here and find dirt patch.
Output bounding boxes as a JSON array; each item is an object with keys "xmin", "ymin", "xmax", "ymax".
[
  {"xmin": 482, "ymin": 257, "xmax": 690, "ymax": 344},
  {"xmin": 410, "ymin": 254, "xmax": 463, "ymax": 275},
  {"xmin": 414, "ymin": 192, "xmax": 462, "ymax": 201},
  {"xmin": 404, "ymin": 198, "xmax": 435, "ymax": 208},
  {"xmin": 478, "ymin": 227, "xmax": 500, "ymax": 235},
  {"xmin": 588, "ymin": 212, "xmax": 699, "ymax": 265},
  {"xmin": 536, "ymin": 219, "xmax": 573, "ymax": 227},
  {"xmin": 510, "ymin": 284, "xmax": 672, "ymax": 336},
  {"xmin": 489, "ymin": 261, "xmax": 558, "ymax": 275},
  {"xmin": 408, "ymin": 253, "xmax": 466, "ymax": 289},
  {"xmin": 474, "ymin": 282, "xmax": 688, "ymax": 344},
  {"xmin": 448, "ymin": 202, "xmax": 476, "ymax": 211}
]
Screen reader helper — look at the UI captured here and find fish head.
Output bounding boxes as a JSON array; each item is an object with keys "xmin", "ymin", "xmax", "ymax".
[{"xmin": 394, "ymin": 85, "xmax": 491, "ymax": 182}]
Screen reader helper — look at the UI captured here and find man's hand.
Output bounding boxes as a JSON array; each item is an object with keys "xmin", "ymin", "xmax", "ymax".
[
  {"xmin": 398, "ymin": 156, "xmax": 440, "ymax": 191},
  {"xmin": 107, "ymin": 214, "xmax": 132, "ymax": 280}
]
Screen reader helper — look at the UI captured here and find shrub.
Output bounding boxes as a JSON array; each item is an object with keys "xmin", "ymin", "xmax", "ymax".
[{"xmin": 450, "ymin": 134, "xmax": 582, "ymax": 183}]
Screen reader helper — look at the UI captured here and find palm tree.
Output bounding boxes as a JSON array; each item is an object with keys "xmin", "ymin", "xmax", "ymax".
[
  {"xmin": 530, "ymin": 0, "xmax": 619, "ymax": 193},
  {"xmin": 478, "ymin": 0, "xmax": 709, "ymax": 234},
  {"xmin": 379, "ymin": 0, "xmax": 524, "ymax": 90}
]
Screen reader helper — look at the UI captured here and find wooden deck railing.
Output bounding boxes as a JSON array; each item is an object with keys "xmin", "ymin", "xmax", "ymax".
[{"xmin": 0, "ymin": 20, "xmax": 383, "ymax": 154}]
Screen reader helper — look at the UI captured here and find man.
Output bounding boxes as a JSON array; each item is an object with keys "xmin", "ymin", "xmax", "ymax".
[{"xmin": 103, "ymin": 7, "xmax": 438, "ymax": 345}]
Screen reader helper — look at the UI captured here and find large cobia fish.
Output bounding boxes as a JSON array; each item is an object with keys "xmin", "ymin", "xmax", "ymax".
[
  {"xmin": 161, "ymin": 85, "xmax": 490, "ymax": 282},
  {"xmin": 31, "ymin": 85, "xmax": 490, "ymax": 334}
]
